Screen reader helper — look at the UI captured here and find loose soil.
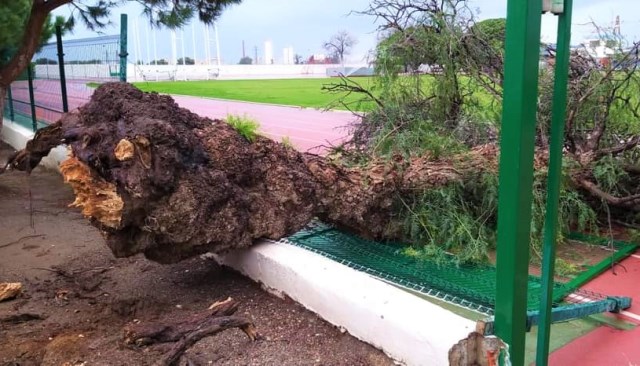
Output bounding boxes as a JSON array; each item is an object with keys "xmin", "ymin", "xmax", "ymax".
[{"xmin": 0, "ymin": 141, "xmax": 394, "ymax": 366}]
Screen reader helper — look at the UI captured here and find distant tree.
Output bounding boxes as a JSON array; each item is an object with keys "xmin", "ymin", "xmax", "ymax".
[
  {"xmin": 67, "ymin": 59, "xmax": 103, "ymax": 64},
  {"xmin": 151, "ymin": 59, "xmax": 169, "ymax": 65},
  {"xmin": 35, "ymin": 58, "xmax": 58, "ymax": 65},
  {"xmin": 323, "ymin": 30, "xmax": 358, "ymax": 66},
  {"xmin": 238, "ymin": 56, "xmax": 253, "ymax": 65},
  {"xmin": 177, "ymin": 57, "xmax": 195, "ymax": 65},
  {"xmin": 468, "ymin": 18, "xmax": 506, "ymax": 56},
  {"xmin": 294, "ymin": 54, "xmax": 304, "ymax": 64},
  {"xmin": 375, "ymin": 26, "xmax": 442, "ymax": 74}
]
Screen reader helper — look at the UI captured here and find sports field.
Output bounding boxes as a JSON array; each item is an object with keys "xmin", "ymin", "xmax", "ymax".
[{"xmin": 132, "ymin": 78, "xmax": 377, "ymax": 111}]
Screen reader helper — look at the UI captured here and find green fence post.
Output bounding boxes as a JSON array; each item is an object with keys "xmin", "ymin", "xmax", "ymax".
[
  {"xmin": 27, "ymin": 65, "xmax": 37, "ymax": 131},
  {"xmin": 119, "ymin": 14, "xmax": 128, "ymax": 82},
  {"xmin": 56, "ymin": 25, "xmax": 69, "ymax": 113},
  {"xmin": 494, "ymin": 0, "xmax": 543, "ymax": 364},
  {"xmin": 7, "ymin": 85, "xmax": 15, "ymax": 121},
  {"xmin": 536, "ymin": 1, "xmax": 575, "ymax": 363}
]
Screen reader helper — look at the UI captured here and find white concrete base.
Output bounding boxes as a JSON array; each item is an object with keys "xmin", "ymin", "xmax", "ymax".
[
  {"xmin": 218, "ymin": 241, "xmax": 476, "ymax": 366},
  {"xmin": 2, "ymin": 117, "xmax": 476, "ymax": 365},
  {"xmin": 1, "ymin": 118, "xmax": 69, "ymax": 172}
]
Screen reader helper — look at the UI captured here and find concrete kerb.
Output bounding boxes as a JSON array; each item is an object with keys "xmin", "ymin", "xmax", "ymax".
[
  {"xmin": 216, "ymin": 242, "xmax": 476, "ymax": 365},
  {"xmin": 1, "ymin": 117, "xmax": 476, "ymax": 365}
]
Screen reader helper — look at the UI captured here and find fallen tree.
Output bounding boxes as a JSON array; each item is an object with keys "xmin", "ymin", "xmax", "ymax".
[
  {"xmin": 1, "ymin": 83, "xmax": 498, "ymax": 262},
  {"xmin": 2, "ymin": 82, "xmax": 639, "ymax": 264}
]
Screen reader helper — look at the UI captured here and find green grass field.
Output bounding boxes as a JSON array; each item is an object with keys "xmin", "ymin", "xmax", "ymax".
[{"xmin": 132, "ymin": 78, "xmax": 378, "ymax": 111}]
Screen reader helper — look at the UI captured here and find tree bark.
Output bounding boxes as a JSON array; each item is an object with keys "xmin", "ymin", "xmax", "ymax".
[
  {"xmin": 0, "ymin": 3, "xmax": 50, "ymax": 86},
  {"xmin": 0, "ymin": 0, "xmax": 72, "ymax": 131},
  {"xmin": 0, "ymin": 86, "xmax": 6, "ymax": 129},
  {"xmin": 2, "ymin": 83, "xmax": 637, "ymax": 263}
]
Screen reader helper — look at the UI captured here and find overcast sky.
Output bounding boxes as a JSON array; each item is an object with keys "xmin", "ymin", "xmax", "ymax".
[{"xmin": 52, "ymin": 0, "xmax": 640, "ymax": 64}]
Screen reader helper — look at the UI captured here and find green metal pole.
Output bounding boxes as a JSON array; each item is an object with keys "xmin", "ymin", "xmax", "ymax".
[
  {"xmin": 119, "ymin": 14, "xmax": 128, "ymax": 82},
  {"xmin": 27, "ymin": 65, "xmax": 37, "ymax": 131},
  {"xmin": 536, "ymin": 1, "xmax": 574, "ymax": 364},
  {"xmin": 7, "ymin": 85, "xmax": 15, "ymax": 121},
  {"xmin": 494, "ymin": 0, "xmax": 543, "ymax": 364},
  {"xmin": 55, "ymin": 25, "xmax": 69, "ymax": 113}
]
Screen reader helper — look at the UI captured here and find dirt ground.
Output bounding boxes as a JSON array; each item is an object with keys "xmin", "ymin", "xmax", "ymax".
[{"xmin": 0, "ymin": 141, "xmax": 395, "ymax": 366}]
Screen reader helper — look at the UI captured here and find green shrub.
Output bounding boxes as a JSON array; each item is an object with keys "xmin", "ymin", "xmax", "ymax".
[{"xmin": 226, "ymin": 114, "xmax": 260, "ymax": 142}]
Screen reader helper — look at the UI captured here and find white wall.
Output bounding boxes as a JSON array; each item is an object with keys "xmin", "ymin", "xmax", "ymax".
[
  {"xmin": 127, "ymin": 63, "xmax": 370, "ymax": 82},
  {"xmin": 36, "ymin": 63, "xmax": 371, "ymax": 82},
  {"xmin": 36, "ymin": 64, "xmax": 118, "ymax": 80}
]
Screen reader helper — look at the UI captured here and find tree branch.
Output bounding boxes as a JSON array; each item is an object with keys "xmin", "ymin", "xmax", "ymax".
[
  {"xmin": 578, "ymin": 179, "xmax": 640, "ymax": 209},
  {"xmin": 596, "ymin": 136, "xmax": 640, "ymax": 157}
]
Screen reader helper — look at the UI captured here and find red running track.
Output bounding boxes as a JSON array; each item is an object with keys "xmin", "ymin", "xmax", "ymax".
[
  {"xmin": 549, "ymin": 250, "xmax": 640, "ymax": 366},
  {"xmin": 9, "ymin": 80, "xmax": 357, "ymax": 155},
  {"xmin": 171, "ymin": 95, "xmax": 356, "ymax": 155}
]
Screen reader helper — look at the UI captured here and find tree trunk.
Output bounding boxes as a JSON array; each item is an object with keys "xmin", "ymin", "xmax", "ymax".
[
  {"xmin": 0, "ymin": 3, "xmax": 51, "ymax": 87},
  {"xmin": 0, "ymin": 85, "xmax": 6, "ymax": 130},
  {"xmin": 2, "ymin": 83, "xmax": 637, "ymax": 263}
]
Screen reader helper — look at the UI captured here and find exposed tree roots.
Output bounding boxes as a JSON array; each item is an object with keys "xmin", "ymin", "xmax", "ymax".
[{"xmin": 123, "ymin": 297, "xmax": 259, "ymax": 366}]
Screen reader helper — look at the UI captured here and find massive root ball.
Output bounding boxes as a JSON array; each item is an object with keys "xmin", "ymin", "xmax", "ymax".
[{"xmin": 52, "ymin": 83, "xmax": 324, "ymax": 263}]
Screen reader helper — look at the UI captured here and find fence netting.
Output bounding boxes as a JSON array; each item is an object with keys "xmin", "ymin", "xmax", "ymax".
[{"xmin": 3, "ymin": 34, "xmax": 121, "ymax": 131}]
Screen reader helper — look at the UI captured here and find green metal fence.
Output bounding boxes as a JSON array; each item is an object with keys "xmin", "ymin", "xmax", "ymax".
[
  {"xmin": 283, "ymin": 222, "xmax": 633, "ymax": 322},
  {"xmin": 3, "ymin": 15, "xmax": 128, "ymax": 131}
]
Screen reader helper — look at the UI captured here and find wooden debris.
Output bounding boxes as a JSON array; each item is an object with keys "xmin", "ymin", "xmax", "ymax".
[
  {"xmin": 123, "ymin": 297, "xmax": 259, "ymax": 366},
  {"xmin": 0, "ymin": 282, "xmax": 22, "ymax": 302},
  {"xmin": 448, "ymin": 331, "xmax": 505, "ymax": 366}
]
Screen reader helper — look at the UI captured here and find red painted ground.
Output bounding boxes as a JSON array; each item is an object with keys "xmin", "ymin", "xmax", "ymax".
[
  {"xmin": 10, "ymin": 80, "xmax": 356, "ymax": 155},
  {"xmin": 549, "ymin": 251, "xmax": 640, "ymax": 366},
  {"xmin": 171, "ymin": 95, "xmax": 355, "ymax": 155}
]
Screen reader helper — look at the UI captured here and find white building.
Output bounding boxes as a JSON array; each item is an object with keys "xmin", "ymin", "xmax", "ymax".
[
  {"xmin": 283, "ymin": 46, "xmax": 295, "ymax": 65},
  {"xmin": 583, "ymin": 39, "xmax": 615, "ymax": 60},
  {"xmin": 264, "ymin": 40, "xmax": 273, "ymax": 65}
]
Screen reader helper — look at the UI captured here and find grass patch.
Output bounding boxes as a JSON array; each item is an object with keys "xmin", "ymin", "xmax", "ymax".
[
  {"xmin": 133, "ymin": 78, "xmax": 377, "ymax": 111},
  {"xmin": 86, "ymin": 82, "xmax": 101, "ymax": 88},
  {"xmin": 226, "ymin": 114, "xmax": 260, "ymax": 142}
]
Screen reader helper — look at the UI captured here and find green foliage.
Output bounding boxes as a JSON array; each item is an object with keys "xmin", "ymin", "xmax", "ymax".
[
  {"xmin": 554, "ymin": 258, "xmax": 585, "ymax": 278},
  {"xmin": 469, "ymin": 18, "xmax": 506, "ymax": 57},
  {"xmin": 0, "ymin": 0, "xmax": 70, "ymax": 68},
  {"xmin": 226, "ymin": 114, "xmax": 260, "ymax": 142},
  {"xmin": 280, "ymin": 136, "xmax": 293, "ymax": 149},
  {"xmin": 138, "ymin": 0, "xmax": 242, "ymax": 27},
  {"xmin": 134, "ymin": 78, "xmax": 378, "ymax": 111},
  {"xmin": 238, "ymin": 56, "xmax": 253, "ymax": 65},
  {"xmin": 395, "ymin": 166, "xmax": 598, "ymax": 264},
  {"xmin": 336, "ymin": 1, "xmax": 640, "ymax": 267},
  {"xmin": 397, "ymin": 171, "xmax": 498, "ymax": 264},
  {"xmin": 375, "ymin": 26, "xmax": 441, "ymax": 74}
]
